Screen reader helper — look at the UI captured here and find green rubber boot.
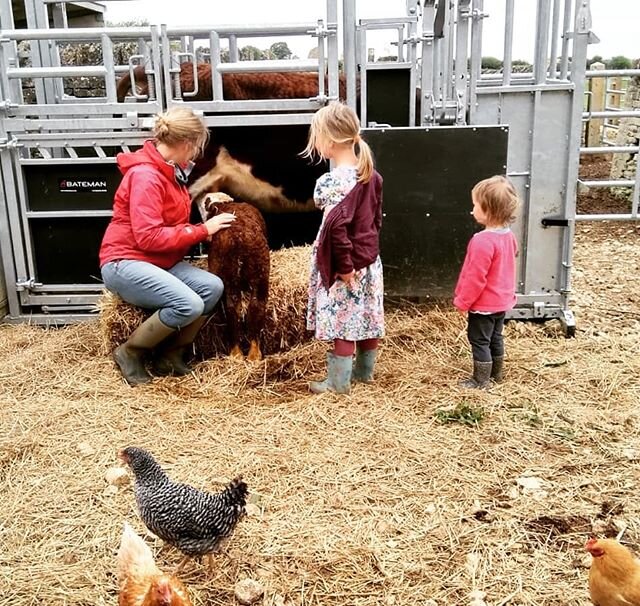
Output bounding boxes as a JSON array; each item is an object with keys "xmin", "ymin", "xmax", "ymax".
[
  {"xmin": 153, "ymin": 316, "xmax": 208, "ymax": 376},
  {"xmin": 309, "ymin": 352, "xmax": 353, "ymax": 395},
  {"xmin": 113, "ymin": 311, "xmax": 175, "ymax": 386},
  {"xmin": 352, "ymin": 348, "xmax": 377, "ymax": 383}
]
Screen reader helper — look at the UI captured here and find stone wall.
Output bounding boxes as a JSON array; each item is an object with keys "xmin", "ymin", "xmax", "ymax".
[
  {"xmin": 18, "ymin": 40, "xmax": 137, "ymax": 102},
  {"xmin": 610, "ymin": 61, "xmax": 640, "ymax": 194}
]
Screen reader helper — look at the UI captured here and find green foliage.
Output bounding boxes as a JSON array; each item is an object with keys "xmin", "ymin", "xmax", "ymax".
[
  {"xmin": 607, "ymin": 55, "xmax": 632, "ymax": 70},
  {"xmin": 481, "ymin": 56, "xmax": 503, "ymax": 70},
  {"xmin": 240, "ymin": 45, "xmax": 266, "ymax": 61},
  {"xmin": 435, "ymin": 402, "xmax": 485, "ymax": 427},
  {"xmin": 269, "ymin": 42, "xmax": 292, "ymax": 60}
]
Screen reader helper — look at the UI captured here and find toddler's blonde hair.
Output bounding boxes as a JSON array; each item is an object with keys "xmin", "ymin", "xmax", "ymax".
[
  {"xmin": 303, "ymin": 102, "xmax": 374, "ymax": 182},
  {"xmin": 472, "ymin": 175, "xmax": 519, "ymax": 226},
  {"xmin": 153, "ymin": 107, "xmax": 209, "ymax": 159}
]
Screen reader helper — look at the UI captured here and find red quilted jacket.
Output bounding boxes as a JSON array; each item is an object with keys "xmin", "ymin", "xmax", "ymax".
[{"xmin": 99, "ymin": 140, "xmax": 208, "ymax": 269}]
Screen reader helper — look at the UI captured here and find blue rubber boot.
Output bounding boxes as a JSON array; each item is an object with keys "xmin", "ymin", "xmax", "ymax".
[
  {"xmin": 309, "ymin": 352, "xmax": 352, "ymax": 394},
  {"xmin": 352, "ymin": 348, "xmax": 377, "ymax": 383}
]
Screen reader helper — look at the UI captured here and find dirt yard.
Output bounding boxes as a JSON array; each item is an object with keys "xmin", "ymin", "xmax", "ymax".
[{"xmin": 1, "ymin": 156, "xmax": 639, "ymax": 606}]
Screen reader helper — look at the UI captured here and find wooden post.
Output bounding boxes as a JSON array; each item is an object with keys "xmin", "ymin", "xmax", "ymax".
[{"xmin": 587, "ymin": 61, "xmax": 605, "ymax": 147}]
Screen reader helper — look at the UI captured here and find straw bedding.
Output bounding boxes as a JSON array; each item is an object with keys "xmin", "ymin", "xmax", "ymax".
[
  {"xmin": 98, "ymin": 246, "xmax": 312, "ymax": 358},
  {"xmin": 1, "ymin": 221, "xmax": 640, "ymax": 606}
]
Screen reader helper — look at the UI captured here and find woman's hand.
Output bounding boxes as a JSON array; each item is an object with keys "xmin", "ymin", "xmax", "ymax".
[
  {"xmin": 337, "ymin": 270, "xmax": 356, "ymax": 283},
  {"xmin": 204, "ymin": 212, "xmax": 236, "ymax": 235}
]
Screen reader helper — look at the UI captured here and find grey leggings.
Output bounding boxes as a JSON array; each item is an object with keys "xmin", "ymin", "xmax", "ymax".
[{"xmin": 101, "ymin": 259, "xmax": 224, "ymax": 329}]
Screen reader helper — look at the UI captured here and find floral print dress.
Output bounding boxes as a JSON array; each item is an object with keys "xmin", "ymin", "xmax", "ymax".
[{"xmin": 306, "ymin": 166, "xmax": 385, "ymax": 342}]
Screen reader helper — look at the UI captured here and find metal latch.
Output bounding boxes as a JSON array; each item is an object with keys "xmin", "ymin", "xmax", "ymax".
[{"xmin": 541, "ymin": 217, "xmax": 569, "ymax": 227}]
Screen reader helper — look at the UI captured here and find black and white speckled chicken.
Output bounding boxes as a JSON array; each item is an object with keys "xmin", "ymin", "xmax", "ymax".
[{"xmin": 119, "ymin": 446, "xmax": 248, "ymax": 571}]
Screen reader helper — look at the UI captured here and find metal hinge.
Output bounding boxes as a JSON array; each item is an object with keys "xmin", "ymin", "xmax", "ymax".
[{"xmin": 15, "ymin": 278, "xmax": 42, "ymax": 291}]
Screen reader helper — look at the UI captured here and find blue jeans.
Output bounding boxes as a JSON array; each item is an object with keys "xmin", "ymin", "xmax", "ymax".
[{"xmin": 101, "ymin": 260, "xmax": 224, "ymax": 329}]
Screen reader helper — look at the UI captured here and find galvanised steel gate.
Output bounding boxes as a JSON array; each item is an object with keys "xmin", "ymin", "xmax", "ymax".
[{"xmin": 1, "ymin": 0, "xmax": 629, "ymax": 336}]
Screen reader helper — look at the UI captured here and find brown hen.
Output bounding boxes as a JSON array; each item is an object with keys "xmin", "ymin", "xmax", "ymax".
[{"xmin": 117, "ymin": 522, "xmax": 192, "ymax": 606}]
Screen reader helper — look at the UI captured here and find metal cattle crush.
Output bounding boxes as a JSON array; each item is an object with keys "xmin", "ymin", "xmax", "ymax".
[{"xmin": 0, "ymin": 0, "xmax": 635, "ymax": 334}]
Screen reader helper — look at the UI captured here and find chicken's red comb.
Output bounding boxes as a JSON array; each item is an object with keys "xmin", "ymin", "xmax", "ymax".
[{"xmin": 585, "ymin": 537, "xmax": 598, "ymax": 550}]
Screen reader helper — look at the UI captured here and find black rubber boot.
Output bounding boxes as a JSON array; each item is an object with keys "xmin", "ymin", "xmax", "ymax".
[
  {"xmin": 113, "ymin": 311, "xmax": 175, "ymax": 386},
  {"xmin": 459, "ymin": 360, "xmax": 492, "ymax": 389},
  {"xmin": 153, "ymin": 316, "xmax": 208, "ymax": 376},
  {"xmin": 491, "ymin": 356, "xmax": 504, "ymax": 383}
]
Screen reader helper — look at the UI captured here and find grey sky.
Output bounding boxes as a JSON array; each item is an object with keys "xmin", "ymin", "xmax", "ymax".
[{"xmin": 104, "ymin": 1, "xmax": 639, "ymax": 61}]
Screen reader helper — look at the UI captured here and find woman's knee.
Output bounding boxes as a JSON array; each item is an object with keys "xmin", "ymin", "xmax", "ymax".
[
  {"xmin": 163, "ymin": 293, "xmax": 205, "ymax": 328},
  {"xmin": 201, "ymin": 274, "xmax": 224, "ymax": 314}
]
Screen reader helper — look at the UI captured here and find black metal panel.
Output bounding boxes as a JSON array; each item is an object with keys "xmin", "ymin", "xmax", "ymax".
[
  {"xmin": 25, "ymin": 163, "xmax": 121, "ymax": 211},
  {"xmin": 30, "ymin": 217, "xmax": 109, "ymax": 284},
  {"xmin": 366, "ymin": 67, "xmax": 412, "ymax": 127},
  {"xmin": 364, "ymin": 126, "xmax": 509, "ymax": 298}
]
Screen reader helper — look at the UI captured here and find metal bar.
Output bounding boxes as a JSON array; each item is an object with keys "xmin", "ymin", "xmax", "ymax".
[
  {"xmin": 0, "ymin": 27, "xmax": 154, "ymax": 41},
  {"xmin": 164, "ymin": 23, "xmax": 316, "ymax": 37},
  {"xmin": 575, "ymin": 214, "xmax": 640, "ymax": 221},
  {"xmin": 209, "ymin": 32, "xmax": 223, "ymax": 100},
  {"xmin": 6, "ymin": 66, "xmax": 108, "ymax": 78},
  {"xmin": 343, "ymin": 0, "xmax": 357, "ymax": 109},
  {"xmin": 316, "ymin": 19, "xmax": 325, "ymax": 101},
  {"xmin": 502, "ymin": 0, "xmax": 514, "ymax": 85},
  {"xmin": 631, "ymin": 148, "xmax": 640, "ymax": 217},
  {"xmin": 6, "ymin": 102, "xmax": 162, "ymax": 116},
  {"xmin": 101, "ymin": 34, "xmax": 118, "ymax": 103},
  {"xmin": 559, "ymin": 0, "xmax": 572, "ymax": 79},
  {"xmin": 23, "ymin": 294, "xmax": 102, "ymax": 305},
  {"xmin": 420, "ymin": 0, "xmax": 436, "ymax": 125},
  {"xmin": 579, "ymin": 179, "xmax": 634, "ymax": 187},
  {"xmin": 23, "ymin": 0, "xmax": 48, "ymax": 105},
  {"xmin": 476, "ymin": 82, "xmax": 574, "ymax": 94},
  {"xmin": 533, "ymin": 0, "xmax": 551, "ymax": 84},
  {"xmin": 326, "ymin": 0, "xmax": 339, "ymax": 100},
  {"xmin": 548, "ymin": 0, "xmax": 562, "ymax": 79},
  {"xmin": 26, "ymin": 210, "xmax": 113, "ymax": 218},
  {"xmin": 584, "ymin": 110, "xmax": 640, "ymax": 119},
  {"xmin": 586, "ymin": 69, "xmax": 640, "ymax": 77},
  {"xmin": 580, "ymin": 146, "xmax": 639, "ymax": 154},
  {"xmin": 358, "ymin": 26, "xmax": 367, "ymax": 126},
  {"xmin": 560, "ymin": 0, "xmax": 593, "ymax": 309},
  {"xmin": 228, "ymin": 35, "xmax": 239, "ymax": 62},
  {"xmin": 359, "ymin": 17, "xmax": 417, "ymax": 26},
  {"xmin": 30, "ymin": 283, "xmax": 104, "ymax": 292},
  {"xmin": 201, "ymin": 113, "xmax": 316, "ymax": 127},
  {"xmin": 468, "ymin": 0, "xmax": 484, "ymax": 124},
  {"xmin": 407, "ymin": 5, "xmax": 419, "ymax": 126},
  {"xmin": 216, "ymin": 59, "xmax": 319, "ymax": 74}
]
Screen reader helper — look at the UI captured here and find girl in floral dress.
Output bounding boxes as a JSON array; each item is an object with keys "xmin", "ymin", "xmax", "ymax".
[{"xmin": 302, "ymin": 102, "xmax": 384, "ymax": 394}]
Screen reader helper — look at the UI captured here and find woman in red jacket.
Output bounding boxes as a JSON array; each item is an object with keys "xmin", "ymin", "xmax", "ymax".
[{"xmin": 100, "ymin": 107, "xmax": 236, "ymax": 386}]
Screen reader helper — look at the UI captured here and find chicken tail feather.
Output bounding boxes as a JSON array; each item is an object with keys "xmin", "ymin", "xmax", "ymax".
[{"xmin": 225, "ymin": 475, "xmax": 248, "ymax": 507}]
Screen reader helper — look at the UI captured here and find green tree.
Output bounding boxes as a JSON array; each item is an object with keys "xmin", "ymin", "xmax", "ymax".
[
  {"xmin": 588, "ymin": 54, "xmax": 604, "ymax": 66},
  {"xmin": 607, "ymin": 55, "xmax": 632, "ymax": 70},
  {"xmin": 240, "ymin": 45, "xmax": 265, "ymax": 61},
  {"xmin": 481, "ymin": 56, "xmax": 503, "ymax": 70},
  {"xmin": 269, "ymin": 42, "xmax": 292, "ymax": 60}
]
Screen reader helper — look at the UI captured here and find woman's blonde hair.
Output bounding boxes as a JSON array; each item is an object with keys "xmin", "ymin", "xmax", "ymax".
[
  {"xmin": 153, "ymin": 107, "xmax": 209, "ymax": 159},
  {"xmin": 472, "ymin": 175, "xmax": 519, "ymax": 225},
  {"xmin": 302, "ymin": 102, "xmax": 374, "ymax": 183}
]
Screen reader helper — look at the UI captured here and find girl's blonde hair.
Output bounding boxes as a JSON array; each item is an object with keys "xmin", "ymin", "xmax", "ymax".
[
  {"xmin": 472, "ymin": 175, "xmax": 519, "ymax": 225},
  {"xmin": 153, "ymin": 107, "xmax": 209, "ymax": 159},
  {"xmin": 302, "ymin": 102, "xmax": 374, "ymax": 183}
]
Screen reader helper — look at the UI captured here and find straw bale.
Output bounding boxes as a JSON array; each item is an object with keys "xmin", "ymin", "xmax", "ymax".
[
  {"xmin": 98, "ymin": 246, "xmax": 312, "ymax": 358},
  {"xmin": 1, "ymin": 222, "xmax": 640, "ymax": 606}
]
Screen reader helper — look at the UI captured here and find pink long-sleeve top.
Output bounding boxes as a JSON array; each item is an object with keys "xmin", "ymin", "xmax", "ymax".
[{"xmin": 453, "ymin": 228, "xmax": 518, "ymax": 313}]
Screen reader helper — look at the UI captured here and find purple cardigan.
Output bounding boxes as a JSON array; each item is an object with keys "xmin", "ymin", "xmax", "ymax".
[{"xmin": 316, "ymin": 170, "xmax": 383, "ymax": 289}]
